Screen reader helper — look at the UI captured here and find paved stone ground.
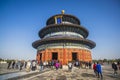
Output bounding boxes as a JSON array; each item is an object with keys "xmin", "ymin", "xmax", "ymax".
[
  {"xmin": 0, "ymin": 63, "xmax": 120, "ymax": 80},
  {"xmin": 0, "ymin": 63, "xmax": 21, "ymax": 75},
  {"xmin": 25, "ymin": 64, "xmax": 120, "ymax": 80}
]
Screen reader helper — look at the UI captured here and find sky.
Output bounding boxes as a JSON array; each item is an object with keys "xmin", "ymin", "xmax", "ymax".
[{"xmin": 0, "ymin": 0, "xmax": 120, "ymax": 60}]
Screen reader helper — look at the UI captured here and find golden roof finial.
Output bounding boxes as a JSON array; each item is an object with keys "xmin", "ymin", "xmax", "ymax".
[{"xmin": 61, "ymin": 10, "xmax": 65, "ymax": 14}]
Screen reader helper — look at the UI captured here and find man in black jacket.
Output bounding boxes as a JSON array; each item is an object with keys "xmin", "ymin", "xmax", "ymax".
[{"xmin": 112, "ymin": 62, "xmax": 118, "ymax": 76}]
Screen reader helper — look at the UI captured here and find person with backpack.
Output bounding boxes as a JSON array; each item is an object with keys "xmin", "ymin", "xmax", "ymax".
[{"xmin": 112, "ymin": 62, "xmax": 118, "ymax": 76}]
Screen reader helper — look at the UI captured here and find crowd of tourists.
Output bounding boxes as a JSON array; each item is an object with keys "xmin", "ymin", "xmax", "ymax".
[
  {"xmin": 7, "ymin": 60, "xmax": 63, "ymax": 72},
  {"xmin": 37, "ymin": 60, "xmax": 62, "ymax": 71},
  {"xmin": 67, "ymin": 60, "xmax": 120, "ymax": 79},
  {"xmin": 7, "ymin": 60, "xmax": 92, "ymax": 72},
  {"xmin": 7, "ymin": 60, "xmax": 27, "ymax": 71},
  {"xmin": 7, "ymin": 59, "xmax": 120, "ymax": 79}
]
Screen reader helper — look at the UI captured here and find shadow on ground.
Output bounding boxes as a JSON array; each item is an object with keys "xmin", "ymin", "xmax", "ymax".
[
  {"xmin": 106, "ymin": 74, "xmax": 120, "ymax": 79},
  {"xmin": 81, "ymin": 73, "xmax": 95, "ymax": 78},
  {"xmin": 56, "ymin": 75, "xmax": 66, "ymax": 80}
]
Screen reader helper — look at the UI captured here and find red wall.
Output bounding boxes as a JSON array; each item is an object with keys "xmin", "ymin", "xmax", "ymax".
[{"xmin": 36, "ymin": 48, "xmax": 92, "ymax": 65}]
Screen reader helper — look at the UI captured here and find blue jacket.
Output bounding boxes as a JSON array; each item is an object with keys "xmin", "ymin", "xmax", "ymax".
[{"xmin": 96, "ymin": 64, "xmax": 102, "ymax": 73}]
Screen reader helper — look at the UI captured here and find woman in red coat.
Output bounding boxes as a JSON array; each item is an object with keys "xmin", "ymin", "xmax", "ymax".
[{"xmin": 93, "ymin": 62, "xmax": 97, "ymax": 76}]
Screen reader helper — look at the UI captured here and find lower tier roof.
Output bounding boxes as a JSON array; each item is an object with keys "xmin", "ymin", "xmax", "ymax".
[{"xmin": 32, "ymin": 37, "xmax": 96, "ymax": 49}]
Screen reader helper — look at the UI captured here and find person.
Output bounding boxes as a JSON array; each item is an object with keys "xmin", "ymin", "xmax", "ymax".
[
  {"xmin": 12, "ymin": 61, "xmax": 15, "ymax": 69},
  {"xmin": 75, "ymin": 60, "xmax": 79, "ymax": 68},
  {"xmin": 117, "ymin": 62, "xmax": 120, "ymax": 70},
  {"xmin": 19, "ymin": 61, "xmax": 23, "ymax": 71},
  {"xmin": 48, "ymin": 60, "xmax": 51, "ymax": 68},
  {"xmin": 39, "ymin": 60, "xmax": 43, "ymax": 71},
  {"xmin": 24, "ymin": 61, "xmax": 27, "ymax": 68},
  {"xmin": 7, "ymin": 61, "xmax": 11, "ymax": 69},
  {"xmin": 32, "ymin": 60, "xmax": 36, "ymax": 71},
  {"xmin": 15, "ymin": 60, "xmax": 18, "ymax": 69},
  {"xmin": 55, "ymin": 61, "xmax": 59, "ymax": 70},
  {"xmin": 26, "ymin": 60, "xmax": 31, "ymax": 72},
  {"xmin": 112, "ymin": 62, "xmax": 118, "ymax": 76},
  {"xmin": 96, "ymin": 62, "xmax": 103, "ymax": 78},
  {"xmin": 59, "ymin": 61, "xmax": 62, "ymax": 69},
  {"xmin": 85, "ymin": 62, "xmax": 89, "ymax": 71},
  {"xmin": 88, "ymin": 62, "xmax": 92, "ymax": 69},
  {"xmin": 68, "ymin": 61, "xmax": 73, "ymax": 72},
  {"xmin": 93, "ymin": 62, "xmax": 97, "ymax": 76},
  {"xmin": 51, "ymin": 60, "xmax": 54, "ymax": 69},
  {"xmin": 43, "ymin": 61, "xmax": 46, "ymax": 69}
]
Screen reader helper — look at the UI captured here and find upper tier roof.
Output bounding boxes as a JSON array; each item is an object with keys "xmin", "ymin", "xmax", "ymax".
[{"xmin": 46, "ymin": 14, "xmax": 80, "ymax": 25}]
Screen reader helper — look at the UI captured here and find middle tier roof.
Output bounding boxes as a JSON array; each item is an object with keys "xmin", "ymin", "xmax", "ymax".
[{"xmin": 39, "ymin": 23, "xmax": 89, "ymax": 39}]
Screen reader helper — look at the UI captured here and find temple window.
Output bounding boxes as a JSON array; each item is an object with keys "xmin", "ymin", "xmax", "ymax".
[
  {"xmin": 54, "ymin": 16, "xmax": 62, "ymax": 24},
  {"xmin": 57, "ymin": 17, "xmax": 62, "ymax": 24}
]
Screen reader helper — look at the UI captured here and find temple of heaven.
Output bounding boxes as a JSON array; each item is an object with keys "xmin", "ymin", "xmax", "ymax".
[{"xmin": 32, "ymin": 10, "xmax": 96, "ymax": 65}]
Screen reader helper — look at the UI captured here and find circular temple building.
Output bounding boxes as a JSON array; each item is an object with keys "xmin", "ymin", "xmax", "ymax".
[{"xmin": 32, "ymin": 10, "xmax": 96, "ymax": 65}]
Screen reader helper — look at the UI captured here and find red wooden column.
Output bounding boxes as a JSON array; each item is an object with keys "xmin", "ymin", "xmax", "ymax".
[
  {"xmin": 44, "ymin": 50, "xmax": 46, "ymax": 62},
  {"xmin": 36, "ymin": 51, "xmax": 40, "ymax": 63},
  {"xmin": 89, "ymin": 52, "xmax": 92, "ymax": 62},
  {"xmin": 78, "ymin": 52, "xmax": 80, "ymax": 61},
  {"xmin": 82, "ymin": 50, "xmax": 84, "ymax": 61},
  {"xmin": 63, "ymin": 48, "xmax": 66, "ymax": 65},
  {"xmin": 49, "ymin": 52, "xmax": 52, "ymax": 61}
]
